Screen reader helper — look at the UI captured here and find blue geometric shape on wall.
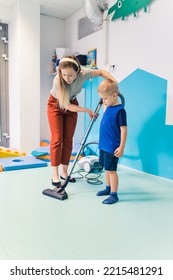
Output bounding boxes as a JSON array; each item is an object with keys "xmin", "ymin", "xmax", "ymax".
[{"xmin": 119, "ymin": 68, "xmax": 173, "ymax": 180}]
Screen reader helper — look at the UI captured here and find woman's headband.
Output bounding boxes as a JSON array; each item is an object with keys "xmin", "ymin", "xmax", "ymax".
[{"xmin": 60, "ymin": 57, "xmax": 79, "ymax": 68}]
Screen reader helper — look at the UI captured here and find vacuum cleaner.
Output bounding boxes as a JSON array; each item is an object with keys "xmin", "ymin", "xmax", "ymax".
[{"xmin": 42, "ymin": 93, "xmax": 125, "ymax": 200}]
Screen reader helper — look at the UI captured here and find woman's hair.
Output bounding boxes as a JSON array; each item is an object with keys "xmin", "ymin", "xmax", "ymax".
[
  {"xmin": 57, "ymin": 55, "xmax": 81, "ymax": 109},
  {"xmin": 98, "ymin": 79, "xmax": 119, "ymax": 96}
]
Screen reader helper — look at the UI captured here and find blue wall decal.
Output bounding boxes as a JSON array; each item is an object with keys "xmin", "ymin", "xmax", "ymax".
[{"xmin": 119, "ymin": 68, "xmax": 173, "ymax": 180}]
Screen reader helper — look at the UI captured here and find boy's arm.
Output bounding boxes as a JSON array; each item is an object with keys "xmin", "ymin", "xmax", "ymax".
[{"xmin": 114, "ymin": 126, "xmax": 127, "ymax": 157}]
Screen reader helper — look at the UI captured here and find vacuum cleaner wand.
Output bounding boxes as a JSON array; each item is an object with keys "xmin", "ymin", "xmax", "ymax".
[
  {"xmin": 118, "ymin": 92, "xmax": 125, "ymax": 107},
  {"xmin": 62, "ymin": 98, "xmax": 103, "ymax": 188}
]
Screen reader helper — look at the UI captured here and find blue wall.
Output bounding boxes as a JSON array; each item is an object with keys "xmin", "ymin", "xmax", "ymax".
[
  {"xmin": 84, "ymin": 69, "xmax": 173, "ymax": 180},
  {"xmin": 119, "ymin": 68, "xmax": 173, "ymax": 180}
]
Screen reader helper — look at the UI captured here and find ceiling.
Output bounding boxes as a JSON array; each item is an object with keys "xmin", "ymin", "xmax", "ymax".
[{"xmin": 0, "ymin": 0, "xmax": 84, "ymax": 19}]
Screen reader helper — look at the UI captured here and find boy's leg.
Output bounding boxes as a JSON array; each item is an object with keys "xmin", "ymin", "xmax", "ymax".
[
  {"xmin": 97, "ymin": 151, "xmax": 111, "ymax": 196},
  {"xmin": 97, "ymin": 171, "xmax": 111, "ymax": 196},
  {"xmin": 102, "ymin": 153, "xmax": 119, "ymax": 204},
  {"xmin": 102, "ymin": 170, "xmax": 119, "ymax": 204},
  {"xmin": 109, "ymin": 170, "xmax": 118, "ymax": 193}
]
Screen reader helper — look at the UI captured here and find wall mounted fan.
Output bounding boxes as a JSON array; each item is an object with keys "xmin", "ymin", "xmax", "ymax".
[
  {"xmin": 83, "ymin": 0, "xmax": 109, "ymax": 64},
  {"xmin": 84, "ymin": 0, "xmax": 108, "ymax": 26}
]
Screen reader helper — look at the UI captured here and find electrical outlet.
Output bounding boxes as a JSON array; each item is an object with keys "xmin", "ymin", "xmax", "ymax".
[{"xmin": 109, "ymin": 64, "xmax": 117, "ymax": 72}]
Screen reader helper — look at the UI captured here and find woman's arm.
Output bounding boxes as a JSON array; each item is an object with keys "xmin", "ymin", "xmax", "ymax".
[
  {"xmin": 91, "ymin": 69, "xmax": 117, "ymax": 111},
  {"xmin": 66, "ymin": 103, "xmax": 95, "ymax": 118},
  {"xmin": 91, "ymin": 69, "xmax": 117, "ymax": 82}
]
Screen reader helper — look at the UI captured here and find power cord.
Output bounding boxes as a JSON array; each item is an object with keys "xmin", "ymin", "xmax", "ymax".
[
  {"xmin": 85, "ymin": 172, "xmax": 103, "ymax": 185},
  {"xmin": 72, "ymin": 169, "xmax": 103, "ymax": 185}
]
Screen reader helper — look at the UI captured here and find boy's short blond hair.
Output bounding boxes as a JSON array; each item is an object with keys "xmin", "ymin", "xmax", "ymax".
[{"xmin": 98, "ymin": 79, "xmax": 119, "ymax": 96}]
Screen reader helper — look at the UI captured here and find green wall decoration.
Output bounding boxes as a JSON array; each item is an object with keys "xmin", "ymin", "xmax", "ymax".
[{"xmin": 108, "ymin": 0, "xmax": 153, "ymax": 21}]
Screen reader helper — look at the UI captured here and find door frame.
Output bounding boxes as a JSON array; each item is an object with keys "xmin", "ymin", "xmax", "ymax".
[{"xmin": 0, "ymin": 23, "xmax": 9, "ymax": 147}]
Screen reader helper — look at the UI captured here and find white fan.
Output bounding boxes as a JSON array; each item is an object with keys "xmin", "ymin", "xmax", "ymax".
[
  {"xmin": 83, "ymin": 0, "xmax": 109, "ymax": 64},
  {"xmin": 84, "ymin": 0, "xmax": 108, "ymax": 26}
]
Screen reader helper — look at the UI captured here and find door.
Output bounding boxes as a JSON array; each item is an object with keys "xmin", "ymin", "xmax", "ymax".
[{"xmin": 0, "ymin": 23, "xmax": 9, "ymax": 147}]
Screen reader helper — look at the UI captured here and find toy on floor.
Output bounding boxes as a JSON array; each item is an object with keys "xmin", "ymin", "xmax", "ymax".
[
  {"xmin": 0, "ymin": 156, "xmax": 47, "ymax": 171},
  {"xmin": 31, "ymin": 140, "xmax": 50, "ymax": 161},
  {"xmin": 31, "ymin": 142, "xmax": 83, "ymax": 162},
  {"xmin": 0, "ymin": 146, "xmax": 26, "ymax": 158},
  {"xmin": 40, "ymin": 139, "xmax": 50, "ymax": 146},
  {"xmin": 31, "ymin": 146, "xmax": 50, "ymax": 162}
]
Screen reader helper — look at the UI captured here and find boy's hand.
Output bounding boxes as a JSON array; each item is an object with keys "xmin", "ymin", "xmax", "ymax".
[{"xmin": 114, "ymin": 147, "xmax": 124, "ymax": 157}]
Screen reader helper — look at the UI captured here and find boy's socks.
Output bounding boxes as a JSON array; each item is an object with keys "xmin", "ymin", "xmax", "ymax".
[
  {"xmin": 96, "ymin": 186, "xmax": 110, "ymax": 196},
  {"xmin": 102, "ymin": 192, "xmax": 119, "ymax": 204}
]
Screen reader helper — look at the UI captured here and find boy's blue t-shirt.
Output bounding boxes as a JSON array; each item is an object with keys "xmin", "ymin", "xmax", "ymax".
[{"xmin": 99, "ymin": 104, "xmax": 127, "ymax": 154}]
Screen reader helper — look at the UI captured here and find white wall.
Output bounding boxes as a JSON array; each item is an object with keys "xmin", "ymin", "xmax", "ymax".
[
  {"xmin": 0, "ymin": 0, "xmax": 41, "ymax": 153},
  {"xmin": 9, "ymin": 0, "xmax": 40, "ymax": 153},
  {"xmin": 40, "ymin": 15, "xmax": 65, "ymax": 141},
  {"xmin": 65, "ymin": 0, "xmax": 173, "ymax": 125},
  {"xmin": 0, "ymin": 7, "xmax": 12, "ymax": 22}
]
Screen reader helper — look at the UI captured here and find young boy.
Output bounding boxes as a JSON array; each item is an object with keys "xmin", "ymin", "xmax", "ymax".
[{"xmin": 97, "ymin": 79, "xmax": 127, "ymax": 204}]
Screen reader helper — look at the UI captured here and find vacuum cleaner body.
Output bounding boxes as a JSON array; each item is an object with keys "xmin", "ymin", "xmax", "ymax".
[{"xmin": 78, "ymin": 155, "xmax": 102, "ymax": 173}]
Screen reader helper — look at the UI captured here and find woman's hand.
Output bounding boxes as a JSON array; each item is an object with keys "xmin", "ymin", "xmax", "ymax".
[
  {"xmin": 85, "ymin": 108, "xmax": 97, "ymax": 119},
  {"xmin": 67, "ymin": 104, "xmax": 97, "ymax": 119}
]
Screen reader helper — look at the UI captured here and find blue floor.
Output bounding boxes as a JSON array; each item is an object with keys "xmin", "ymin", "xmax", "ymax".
[{"xmin": 0, "ymin": 164, "xmax": 173, "ymax": 260}]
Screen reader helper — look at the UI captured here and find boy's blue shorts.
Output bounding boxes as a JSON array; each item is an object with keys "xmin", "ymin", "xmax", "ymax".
[{"xmin": 99, "ymin": 150, "xmax": 119, "ymax": 171}]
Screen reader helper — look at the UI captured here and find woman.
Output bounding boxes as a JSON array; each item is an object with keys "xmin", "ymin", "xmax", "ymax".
[{"xmin": 47, "ymin": 55, "xmax": 117, "ymax": 199}]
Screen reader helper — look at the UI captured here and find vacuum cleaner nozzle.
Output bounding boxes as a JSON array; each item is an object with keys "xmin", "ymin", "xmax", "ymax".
[{"xmin": 42, "ymin": 188, "xmax": 68, "ymax": 200}]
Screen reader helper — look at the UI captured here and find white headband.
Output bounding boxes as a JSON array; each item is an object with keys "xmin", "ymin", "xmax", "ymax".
[{"xmin": 60, "ymin": 57, "xmax": 79, "ymax": 68}]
